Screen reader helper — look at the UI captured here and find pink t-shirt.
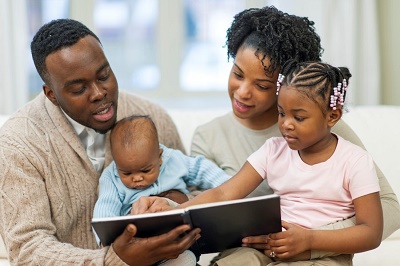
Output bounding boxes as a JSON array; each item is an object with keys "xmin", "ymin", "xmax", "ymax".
[{"xmin": 248, "ymin": 135, "xmax": 380, "ymax": 229}]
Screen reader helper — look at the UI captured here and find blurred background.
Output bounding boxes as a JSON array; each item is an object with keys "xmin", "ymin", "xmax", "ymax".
[{"xmin": 1, "ymin": 0, "xmax": 399, "ymax": 115}]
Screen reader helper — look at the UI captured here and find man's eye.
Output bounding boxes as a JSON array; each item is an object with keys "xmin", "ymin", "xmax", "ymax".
[{"xmin": 71, "ymin": 87, "xmax": 85, "ymax": 94}]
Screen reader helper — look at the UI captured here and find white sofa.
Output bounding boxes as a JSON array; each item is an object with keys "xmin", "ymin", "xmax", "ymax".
[{"xmin": 1, "ymin": 105, "xmax": 399, "ymax": 265}]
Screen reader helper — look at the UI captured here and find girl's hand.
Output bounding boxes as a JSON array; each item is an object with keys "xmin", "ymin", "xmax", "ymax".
[
  {"xmin": 242, "ymin": 221, "xmax": 312, "ymax": 261},
  {"xmin": 268, "ymin": 221, "xmax": 312, "ymax": 260}
]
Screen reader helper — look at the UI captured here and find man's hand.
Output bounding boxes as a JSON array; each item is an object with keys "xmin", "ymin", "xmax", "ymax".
[
  {"xmin": 131, "ymin": 196, "xmax": 173, "ymax": 215},
  {"xmin": 113, "ymin": 223, "xmax": 201, "ymax": 265},
  {"xmin": 155, "ymin": 189, "xmax": 189, "ymax": 204}
]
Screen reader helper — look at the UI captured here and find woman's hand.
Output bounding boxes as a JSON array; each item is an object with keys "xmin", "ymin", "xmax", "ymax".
[
  {"xmin": 113, "ymin": 223, "xmax": 201, "ymax": 265},
  {"xmin": 242, "ymin": 221, "xmax": 312, "ymax": 261},
  {"xmin": 130, "ymin": 196, "xmax": 173, "ymax": 215}
]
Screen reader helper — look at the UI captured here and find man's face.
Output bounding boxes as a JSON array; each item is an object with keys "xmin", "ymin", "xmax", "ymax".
[{"xmin": 43, "ymin": 36, "xmax": 119, "ymax": 133}]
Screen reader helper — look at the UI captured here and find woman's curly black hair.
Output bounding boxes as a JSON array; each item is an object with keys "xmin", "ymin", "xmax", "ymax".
[
  {"xmin": 31, "ymin": 19, "xmax": 100, "ymax": 84},
  {"xmin": 226, "ymin": 6, "xmax": 323, "ymax": 75}
]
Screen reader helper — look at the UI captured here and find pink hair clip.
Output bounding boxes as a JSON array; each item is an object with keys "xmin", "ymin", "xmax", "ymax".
[
  {"xmin": 330, "ymin": 79, "xmax": 347, "ymax": 110},
  {"xmin": 276, "ymin": 74, "xmax": 285, "ymax": 95}
]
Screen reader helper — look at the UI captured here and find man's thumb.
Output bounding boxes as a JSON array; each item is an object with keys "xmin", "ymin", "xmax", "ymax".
[{"xmin": 123, "ymin": 224, "xmax": 137, "ymax": 240}]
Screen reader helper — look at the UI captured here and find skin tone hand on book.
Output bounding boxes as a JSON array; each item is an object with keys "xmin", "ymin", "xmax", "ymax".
[
  {"xmin": 131, "ymin": 196, "xmax": 172, "ymax": 215},
  {"xmin": 113, "ymin": 223, "xmax": 201, "ymax": 264},
  {"xmin": 242, "ymin": 221, "xmax": 312, "ymax": 261}
]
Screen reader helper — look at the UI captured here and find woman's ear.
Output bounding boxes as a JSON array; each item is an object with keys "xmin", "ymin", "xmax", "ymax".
[
  {"xmin": 327, "ymin": 108, "xmax": 342, "ymax": 127},
  {"xmin": 43, "ymin": 84, "xmax": 59, "ymax": 106}
]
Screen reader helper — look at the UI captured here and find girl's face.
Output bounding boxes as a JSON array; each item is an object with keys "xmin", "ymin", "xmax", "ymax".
[
  {"xmin": 277, "ymin": 86, "xmax": 336, "ymax": 155},
  {"xmin": 113, "ymin": 140, "xmax": 162, "ymax": 190},
  {"xmin": 228, "ymin": 46, "xmax": 279, "ymax": 130}
]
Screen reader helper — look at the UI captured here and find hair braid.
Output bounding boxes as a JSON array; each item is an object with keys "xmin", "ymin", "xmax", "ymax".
[{"xmin": 280, "ymin": 60, "xmax": 352, "ymax": 114}]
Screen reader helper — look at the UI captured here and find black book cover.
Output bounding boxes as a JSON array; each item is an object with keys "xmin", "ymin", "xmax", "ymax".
[{"xmin": 91, "ymin": 194, "xmax": 281, "ymax": 254}]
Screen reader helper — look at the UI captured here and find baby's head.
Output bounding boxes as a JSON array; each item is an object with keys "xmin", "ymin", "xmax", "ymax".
[{"xmin": 110, "ymin": 115, "xmax": 162, "ymax": 190}]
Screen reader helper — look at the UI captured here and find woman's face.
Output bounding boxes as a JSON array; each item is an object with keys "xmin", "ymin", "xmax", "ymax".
[{"xmin": 228, "ymin": 46, "xmax": 279, "ymax": 130}]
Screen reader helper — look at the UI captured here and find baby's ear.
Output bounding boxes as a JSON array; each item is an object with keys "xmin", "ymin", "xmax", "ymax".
[
  {"xmin": 327, "ymin": 108, "xmax": 342, "ymax": 127},
  {"xmin": 159, "ymin": 148, "xmax": 163, "ymax": 165}
]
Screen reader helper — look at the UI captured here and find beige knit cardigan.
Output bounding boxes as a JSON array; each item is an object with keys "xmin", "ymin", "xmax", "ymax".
[{"xmin": 0, "ymin": 92, "xmax": 184, "ymax": 265}]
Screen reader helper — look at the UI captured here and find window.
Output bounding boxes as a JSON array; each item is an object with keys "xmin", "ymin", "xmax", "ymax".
[
  {"xmin": 27, "ymin": 0, "xmax": 70, "ymax": 98},
  {"xmin": 26, "ymin": 0, "xmax": 268, "ymax": 108},
  {"xmin": 181, "ymin": 0, "xmax": 245, "ymax": 92}
]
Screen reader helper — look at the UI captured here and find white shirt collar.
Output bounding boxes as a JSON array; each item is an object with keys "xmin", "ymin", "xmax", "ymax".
[
  {"xmin": 61, "ymin": 109, "xmax": 106, "ymax": 172},
  {"xmin": 63, "ymin": 110, "xmax": 86, "ymax": 136}
]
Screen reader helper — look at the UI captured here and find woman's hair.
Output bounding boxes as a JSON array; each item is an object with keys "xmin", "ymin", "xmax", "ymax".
[
  {"xmin": 31, "ymin": 19, "xmax": 101, "ymax": 84},
  {"xmin": 226, "ymin": 6, "xmax": 323, "ymax": 75},
  {"xmin": 278, "ymin": 60, "xmax": 352, "ymax": 115}
]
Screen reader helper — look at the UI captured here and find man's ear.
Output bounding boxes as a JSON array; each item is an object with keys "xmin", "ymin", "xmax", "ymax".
[
  {"xmin": 327, "ymin": 108, "xmax": 342, "ymax": 127},
  {"xmin": 43, "ymin": 84, "xmax": 59, "ymax": 106}
]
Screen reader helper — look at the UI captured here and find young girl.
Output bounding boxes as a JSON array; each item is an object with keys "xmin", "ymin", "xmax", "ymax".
[{"xmin": 178, "ymin": 61, "xmax": 383, "ymax": 265}]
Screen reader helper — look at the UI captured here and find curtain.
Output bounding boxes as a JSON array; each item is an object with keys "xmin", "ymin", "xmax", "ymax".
[
  {"xmin": 0, "ymin": 0, "xmax": 28, "ymax": 114},
  {"xmin": 269, "ymin": 0, "xmax": 380, "ymax": 105}
]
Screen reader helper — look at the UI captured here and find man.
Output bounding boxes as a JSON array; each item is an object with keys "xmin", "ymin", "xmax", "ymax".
[{"xmin": 0, "ymin": 19, "xmax": 198, "ymax": 265}]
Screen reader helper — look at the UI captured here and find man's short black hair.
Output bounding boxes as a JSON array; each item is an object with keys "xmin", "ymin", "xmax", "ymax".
[{"xmin": 31, "ymin": 18, "xmax": 101, "ymax": 84}]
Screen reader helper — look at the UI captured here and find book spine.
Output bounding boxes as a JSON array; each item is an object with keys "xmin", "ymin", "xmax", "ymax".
[
  {"xmin": 182, "ymin": 212, "xmax": 193, "ymax": 228},
  {"xmin": 182, "ymin": 212, "xmax": 202, "ymax": 255}
]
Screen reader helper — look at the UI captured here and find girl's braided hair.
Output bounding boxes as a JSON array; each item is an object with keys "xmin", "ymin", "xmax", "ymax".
[{"xmin": 279, "ymin": 60, "xmax": 352, "ymax": 114}]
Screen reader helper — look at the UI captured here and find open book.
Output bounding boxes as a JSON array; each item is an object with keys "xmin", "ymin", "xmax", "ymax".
[{"xmin": 91, "ymin": 194, "xmax": 281, "ymax": 254}]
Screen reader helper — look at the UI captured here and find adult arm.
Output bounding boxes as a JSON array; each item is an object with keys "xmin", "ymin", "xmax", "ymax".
[
  {"xmin": 0, "ymin": 142, "xmax": 126, "ymax": 265},
  {"xmin": 333, "ymin": 119, "xmax": 400, "ymax": 240},
  {"xmin": 0, "ymin": 140, "xmax": 198, "ymax": 265}
]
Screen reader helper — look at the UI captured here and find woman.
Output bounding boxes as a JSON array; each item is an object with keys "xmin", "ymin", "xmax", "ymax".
[{"xmin": 190, "ymin": 5, "xmax": 400, "ymax": 264}]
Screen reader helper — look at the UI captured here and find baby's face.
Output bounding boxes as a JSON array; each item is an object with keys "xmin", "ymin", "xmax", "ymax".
[{"xmin": 113, "ymin": 142, "xmax": 162, "ymax": 190}]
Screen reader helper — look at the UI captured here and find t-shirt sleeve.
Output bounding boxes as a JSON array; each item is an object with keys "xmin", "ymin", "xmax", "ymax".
[
  {"xmin": 347, "ymin": 152, "xmax": 380, "ymax": 200},
  {"xmin": 247, "ymin": 140, "xmax": 270, "ymax": 180}
]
